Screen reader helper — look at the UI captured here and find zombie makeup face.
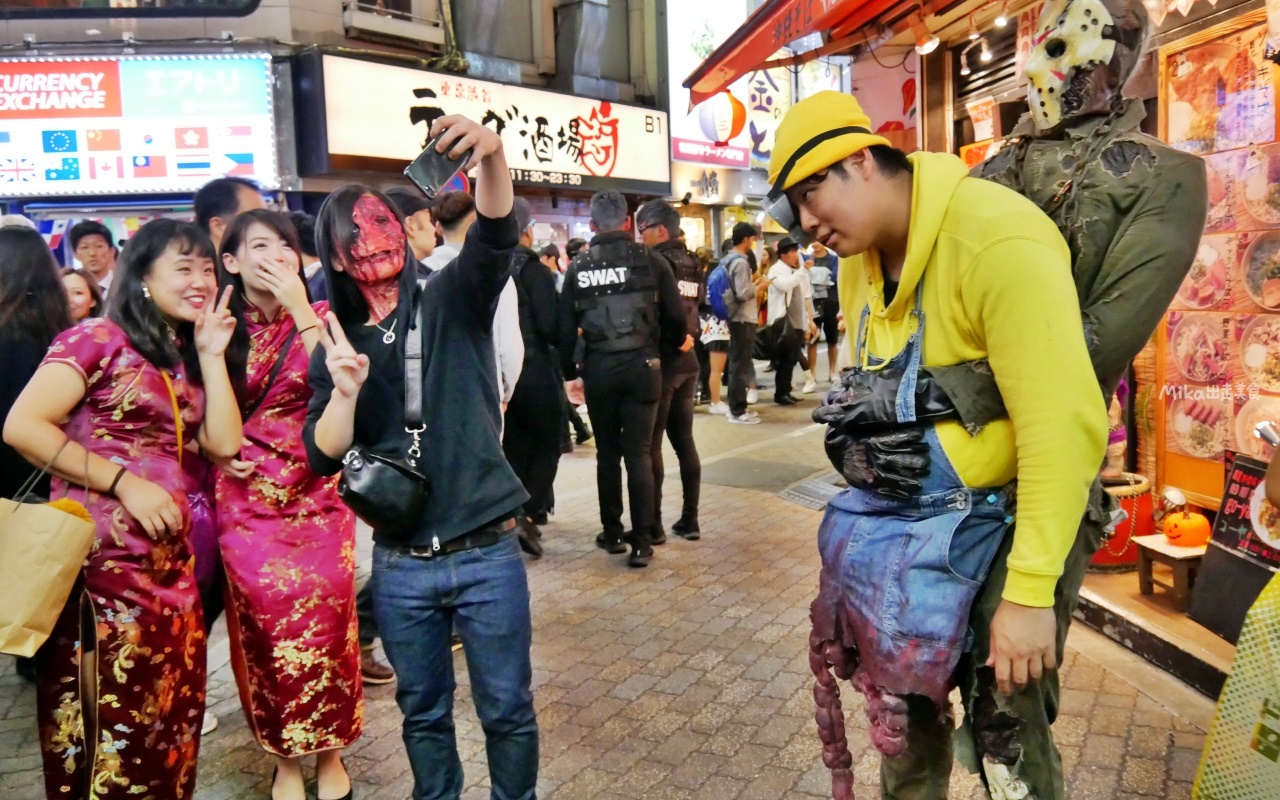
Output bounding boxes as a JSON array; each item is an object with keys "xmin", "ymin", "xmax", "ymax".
[
  {"xmin": 344, "ymin": 194, "xmax": 407, "ymax": 284},
  {"xmin": 1024, "ymin": 0, "xmax": 1147, "ymax": 131}
]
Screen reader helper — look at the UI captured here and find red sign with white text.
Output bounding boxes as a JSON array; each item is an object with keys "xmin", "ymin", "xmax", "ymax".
[{"xmin": 0, "ymin": 60, "xmax": 122, "ymax": 119}]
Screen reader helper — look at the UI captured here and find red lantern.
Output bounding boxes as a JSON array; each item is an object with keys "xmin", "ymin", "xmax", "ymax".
[{"xmin": 698, "ymin": 91, "xmax": 746, "ymax": 145}]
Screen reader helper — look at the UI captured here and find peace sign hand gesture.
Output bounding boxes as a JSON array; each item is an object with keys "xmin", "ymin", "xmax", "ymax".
[
  {"xmin": 194, "ymin": 286, "xmax": 237, "ymax": 356},
  {"xmin": 318, "ymin": 312, "xmax": 369, "ymax": 400}
]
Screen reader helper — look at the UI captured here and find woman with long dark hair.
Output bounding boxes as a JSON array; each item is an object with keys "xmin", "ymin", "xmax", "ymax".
[
  {"xmin": 0, "ymin": 227, "xmax": 73, "ymax": 500},
  {"xmin": 302, "ymin": 115, "xmax": 539, "ymax": 799},
  {"xmin": 214, "ymin": 209, "xmax": 359, "ymax": 800},
  {"xmin": 3, "ymin": 219, "xmax": 241, "ymax": 800}
]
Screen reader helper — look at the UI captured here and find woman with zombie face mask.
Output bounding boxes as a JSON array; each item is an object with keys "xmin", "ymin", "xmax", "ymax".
[
  {"xmin": 213, "ymin": 209, "xmax": 360, "ymax": 800},
  {"xmin": 302, "ymin": 115, "xmax": 538, "ymax": 800}
]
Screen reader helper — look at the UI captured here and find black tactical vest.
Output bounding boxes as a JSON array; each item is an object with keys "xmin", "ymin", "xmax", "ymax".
[
  {"xmin": 656, "ymin": 242, "xmax": 704, "ymax": 335},
  {"xmin": 571, "ymin": 239, "xmax": 659, "ymax": 354}
]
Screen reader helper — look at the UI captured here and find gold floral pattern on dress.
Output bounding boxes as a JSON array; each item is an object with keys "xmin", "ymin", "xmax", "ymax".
[
  {"xmin": 33, "ymin": 319, "xmax": 208, "ymax": 800},
  {"xmin": 217, "ymin": 302, "xmax": 363, "ymax": 757}
]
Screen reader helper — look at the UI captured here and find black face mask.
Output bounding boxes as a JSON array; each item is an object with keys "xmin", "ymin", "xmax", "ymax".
[{"xmin": 765, "ymin": 126, "xmax": 871, "ymax": 246}]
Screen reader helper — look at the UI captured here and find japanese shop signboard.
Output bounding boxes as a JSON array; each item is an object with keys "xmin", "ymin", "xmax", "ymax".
[
  {"xmin": 319, "ymin": 55, "xmax": 670, "ymax": 195},
  {"xmin": 0, "ymin": 54, "xmax": 278, "ymax": 197}
]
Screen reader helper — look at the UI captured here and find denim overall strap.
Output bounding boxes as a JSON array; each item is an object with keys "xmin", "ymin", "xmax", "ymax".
[
  {"xmin": 854, "ymin": 302, "xmax": 873, "ymax": 369},
  {"xmin": 895, "ymin": 281, "xmax": 926, "ymax": 423}
]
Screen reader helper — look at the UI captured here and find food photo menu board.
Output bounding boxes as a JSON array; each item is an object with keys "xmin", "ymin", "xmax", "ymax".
[{"xmin": 1160, "ymin": 10, "xmax": 1280, "ymax": 504}]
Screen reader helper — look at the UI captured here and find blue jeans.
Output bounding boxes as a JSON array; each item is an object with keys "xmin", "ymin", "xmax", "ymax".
[{"xmin": 372, "ymin": 534, "xmax": 539, "ymax": 800}]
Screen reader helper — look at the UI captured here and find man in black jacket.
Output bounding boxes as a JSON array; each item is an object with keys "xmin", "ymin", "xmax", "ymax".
[
  {"xmin": 559, "ymin": 190, "xmax": 688, "ymax": 567},
  {"xmin": 636, "ymin": 199, "xmax": 702, "ymax": 543},
  {"xmin": 503, "ymin": 198, "xmax": 562, "ymax": 558},
  {"xmin": 303, "ymin": 115, "xmax": 537, "ymax": 800}
]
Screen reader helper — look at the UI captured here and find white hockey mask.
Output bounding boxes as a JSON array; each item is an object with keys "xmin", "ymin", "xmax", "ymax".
[{"xmin": 1025, "ymin": 0, "xmax": 1118, "ymax": 130}]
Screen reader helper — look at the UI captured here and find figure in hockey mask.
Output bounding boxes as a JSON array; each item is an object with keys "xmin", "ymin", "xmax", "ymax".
[{"xmin": 810, "ymin": 0, "xmax": 1207, "ymax": 797}]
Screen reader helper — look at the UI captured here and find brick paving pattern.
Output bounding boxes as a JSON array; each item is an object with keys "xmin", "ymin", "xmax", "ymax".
[{"xmin": 1, "ymin": 401, "xmax": 1216, "ymax": 799}]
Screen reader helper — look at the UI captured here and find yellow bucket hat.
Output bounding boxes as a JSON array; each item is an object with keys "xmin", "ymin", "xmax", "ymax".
[{"xmin": 767, "ymin": 91, "xmax": 892, "ymax": 191}]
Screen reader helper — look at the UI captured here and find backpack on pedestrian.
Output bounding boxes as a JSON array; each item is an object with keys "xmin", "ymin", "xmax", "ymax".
[{"xmin": 706, "ymin": 253, "xmax": 744, "ymax": 321}]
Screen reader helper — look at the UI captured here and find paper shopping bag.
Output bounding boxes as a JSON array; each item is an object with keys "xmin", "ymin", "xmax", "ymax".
[{"xmin": 0, "ymin": 497, "xmax": 95, "ymax": 657}]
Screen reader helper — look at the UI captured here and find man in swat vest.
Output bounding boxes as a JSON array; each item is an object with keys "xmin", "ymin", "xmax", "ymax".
[
  {"xmin": 636, "ymin": 198, "xmax": 703, "ymax": 545},
  {"xmin": 558, "ymin": 190, "xmax": 688, "ymax": 568}
]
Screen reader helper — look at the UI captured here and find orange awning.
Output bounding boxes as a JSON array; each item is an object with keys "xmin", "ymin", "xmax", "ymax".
[{"xmin": 682, "ymin": 0, "xmax": 905, "ymax": 106}]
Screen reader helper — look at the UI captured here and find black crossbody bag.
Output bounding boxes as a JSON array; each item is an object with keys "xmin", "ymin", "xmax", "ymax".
[{"xmin": 337, "ymin": 289, "xmax": 430, "ymax": 537}]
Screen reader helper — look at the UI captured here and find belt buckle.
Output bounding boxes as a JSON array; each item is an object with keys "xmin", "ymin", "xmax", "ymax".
[{"xmin": 405, "ymin": 545, "xmax": 436, "ymax": 559}]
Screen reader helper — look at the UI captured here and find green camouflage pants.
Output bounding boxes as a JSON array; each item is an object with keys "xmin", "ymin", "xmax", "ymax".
[{"xmin": 880, "ymin": 480, "xmax": 1110, "ymax": 800}]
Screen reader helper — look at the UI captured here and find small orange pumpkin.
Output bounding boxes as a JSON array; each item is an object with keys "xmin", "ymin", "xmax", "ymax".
[{"xmin": 1163, "ymin": 510, "xmax": 1210, "ymax": 547}]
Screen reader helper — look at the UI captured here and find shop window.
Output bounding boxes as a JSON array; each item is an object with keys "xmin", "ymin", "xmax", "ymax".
[{"xmin": 0, "ymin": 0, "xmax": 260, "ymax": 19}]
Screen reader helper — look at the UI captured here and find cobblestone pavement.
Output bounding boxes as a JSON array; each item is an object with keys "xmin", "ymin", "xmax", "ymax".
[{"xmin": 1, "ymin": 391, "xmax": 1217, "ymax": 799}]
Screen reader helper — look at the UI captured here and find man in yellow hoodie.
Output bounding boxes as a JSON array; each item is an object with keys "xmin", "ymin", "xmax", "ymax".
[{"xmin": 772, "ymin": 91, "xmax": 1106, "ymax": 800}]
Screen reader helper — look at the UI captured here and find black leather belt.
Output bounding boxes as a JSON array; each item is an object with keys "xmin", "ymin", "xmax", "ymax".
[{"xmin": 397, "ymin": 518, "xmax": 516, "ymax": 559}]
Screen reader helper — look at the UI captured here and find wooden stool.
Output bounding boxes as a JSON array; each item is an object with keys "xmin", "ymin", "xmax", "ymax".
[{"xmin": 1134, "ymin": 533, "xmax": 1206, "ymax": 612}]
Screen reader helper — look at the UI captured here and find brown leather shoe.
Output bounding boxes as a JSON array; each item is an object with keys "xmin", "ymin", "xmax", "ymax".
[{"xmin": 360, "ymin": 647, "xmax": 395, "ymax": 685}]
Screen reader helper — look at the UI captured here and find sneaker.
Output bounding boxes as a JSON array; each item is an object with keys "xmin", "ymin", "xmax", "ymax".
[
  {"xmin": 201, "ymin": 711, "xmax": 219, "ymax": 736},
  {"xmin": 595, "ymin": 531, "xmax": 628, "ymax": 554},
  {"xmin": 802, "ymin": 377, "xmax": 818, "ymax": 394},
  {"xmin": 361, "ymin": 647, "xmax": 396, "ymax": 685},
  {"xmin": 707, "ymin": 401, "xmax": 729, "ymax": 415},
  {"xmin": 451, "ymin": 634, "xmax": 463, "ymax": 652},
  {"xmin": 728, "ymin": 412, "xmax": 761, "ymax": 425},
  {"xmin": 626, "ymin": 534, "xmax": 653, "ymax": 568},
  {"xmin": 747, "ymin": 388, "xmax": 759, "ymax": 405},
  {"xmin": 672, "ymin": 519, "xmax": 701, "ymax": 541}
]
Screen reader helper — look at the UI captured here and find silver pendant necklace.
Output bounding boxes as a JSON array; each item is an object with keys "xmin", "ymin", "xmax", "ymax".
[{"xmin": 374, "ymin": 318, "xmax": 397, "ymax": 344}]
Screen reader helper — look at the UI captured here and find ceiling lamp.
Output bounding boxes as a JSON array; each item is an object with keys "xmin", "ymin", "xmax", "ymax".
[
  {"xmin": 994, "ymin": 1, "xmax": 1010, "ymax": 28},
  {"xmin": 980, "ymin": 38, "xmax": 993, "ymax": 62},
  {"xmin": 910, "ymin": 12, "xmax": 940, "ymax": 55},
  {"xmin": 960, "ymin": 52, "xmax": 971, "ymax": 76},
  {"xmin": 967, "ymin": 14, "xmax": 980, "ymax": 40}
]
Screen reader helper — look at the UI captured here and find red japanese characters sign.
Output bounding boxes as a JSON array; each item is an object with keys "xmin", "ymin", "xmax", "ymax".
[{"xmin": 321, "ymin": 55, "xmax": 670, "ymax": 194}]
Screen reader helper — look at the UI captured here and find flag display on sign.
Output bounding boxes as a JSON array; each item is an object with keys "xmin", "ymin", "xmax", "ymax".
[
  {"xmin": 223, "ymin": 152, "xmax": 254, "ymax": 176},
  {"xmin": 41, "ymin": 219, "xmax": 68, "ymax": 251},
  {"xmin": 42, "ymin": 130, "xmax": 77, "ymax": 153},
  {"xmin": 89, "ymin": 156, "xmax": 125, "ymax": 180},
  {"xmin": 131, "ymin": 155, "xmax": 167, "ymax": 179},
  {"xmin": 86, "ymin": 129, "xmax": 122, "ymax": 152},
  {"xmin": 0, "ymin": 158, "xmax": 36, "ymax": 182},
  {"xmin": 0, "ymin": 132, "xmax": 10, "ymax": 145},
  {"xmin": 176, "ymin": 157, "xmax": 212, "ymax": 177},
  {"xmin": 176, "ymin": 127, "xmax": 209, "ymax": 149},
  {"xmin": 45, "ymin": 157, "xmax": 80, "ymax": 181}
]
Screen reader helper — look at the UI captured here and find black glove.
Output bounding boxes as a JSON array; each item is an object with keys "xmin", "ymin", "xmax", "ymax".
[
  {"xmin": 813, "ymin": 366, "xmax": 960, "ymax": 436},
  {"xmin": 824, "ymin": 427, "xmax": 931, "ymax": 499}
]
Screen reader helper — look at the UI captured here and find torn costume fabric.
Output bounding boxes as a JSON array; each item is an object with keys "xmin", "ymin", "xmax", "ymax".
[
  {"xmin": 806, "ymin": 148, "xmax": 1107, "ymax": 800},
  {"xmin": 814, "ymin": 2, "xmax": 1207, "ymax": 797}
]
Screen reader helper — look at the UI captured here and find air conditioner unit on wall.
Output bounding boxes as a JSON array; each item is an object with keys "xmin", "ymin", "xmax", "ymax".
[{"xmin": 343, "ymin": 1, "xmax": 446, "ymax": 53}]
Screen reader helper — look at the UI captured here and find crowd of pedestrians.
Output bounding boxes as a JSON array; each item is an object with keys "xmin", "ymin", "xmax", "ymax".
[{"xmin": 0, "ymin": 113, "xmax": 845, "ymax": 800}]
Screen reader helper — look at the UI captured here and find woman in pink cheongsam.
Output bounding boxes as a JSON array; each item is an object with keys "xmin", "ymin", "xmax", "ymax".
[
  {"xmin": 214, "ymin": 209, "xmax": 360, "ymax": 800},
  {"xmin": 4, "ymin": 219, "xmax": 242, "ymax": 800}
]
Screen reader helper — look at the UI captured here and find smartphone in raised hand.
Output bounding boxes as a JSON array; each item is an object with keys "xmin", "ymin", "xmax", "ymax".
[{"xmin": 404, "ymin": 133, "xmax": 473, "ymax": 198}]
